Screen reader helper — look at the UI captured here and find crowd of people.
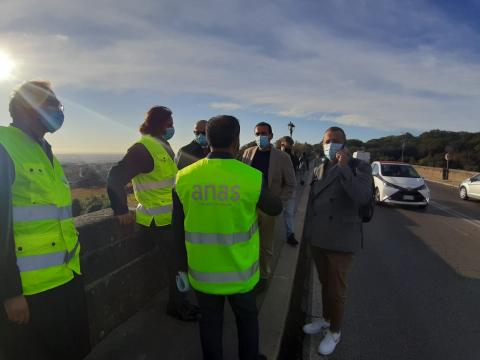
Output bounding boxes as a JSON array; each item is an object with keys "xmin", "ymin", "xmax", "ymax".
[{"xmin": 0, "ymin": 81, "xmax": 373, "ymax": 359}]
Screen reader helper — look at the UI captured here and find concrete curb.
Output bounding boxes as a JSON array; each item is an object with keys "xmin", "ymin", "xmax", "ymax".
[
  {"xmin": 259, "ymin": 173, "xmax": 312, "ymax": 359},
  {"xmin": 425, "ymin": 179, "xmax": 459, "ymax": 189}
]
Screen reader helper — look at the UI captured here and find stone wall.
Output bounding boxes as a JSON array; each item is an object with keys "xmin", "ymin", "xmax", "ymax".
[
  {"xmin": 75, "ymin": 209, "xmax": 167, "ymax": 344},
  {"xmin": 413, "ymin": 165, "xmax": 477, "ymax": 184}
]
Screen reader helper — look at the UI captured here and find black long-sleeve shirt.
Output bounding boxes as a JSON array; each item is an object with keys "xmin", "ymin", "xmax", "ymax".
[
  {"xmin": 172, "ymin": 151, "xmax": 283, "ymax": 271},
  {"xmin": 107, "ymin": 137, "xmax": 175, "ymax": 215},
  {"xmin": 0, "ymin": 124, "xmax": 54, "ymax": 302}
]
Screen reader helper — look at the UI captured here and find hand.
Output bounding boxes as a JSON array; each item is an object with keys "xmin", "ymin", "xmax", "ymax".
[
  {"xmin": 336, "ymin": 149, "xmax": 349, "ymax": 167},
  {"xmin": 117, "ymin": 212, "xmax": 135, "ymax": 226},
  {"xmin": 4, "ymin": 296, "xmax": 30, "ymax": 325}
]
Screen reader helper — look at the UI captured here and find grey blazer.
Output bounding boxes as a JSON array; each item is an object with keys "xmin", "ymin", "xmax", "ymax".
[{"xmin": 305, "ymin": 158, "xmax": 373, "ymax": 253}]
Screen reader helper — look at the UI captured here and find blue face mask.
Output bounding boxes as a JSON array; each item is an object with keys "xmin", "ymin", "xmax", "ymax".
[
  {"xmin": 163, "ymin": 127, "xmax": 175, "ymax": 141},
  {"xmin": 255, "ymin": 135, "xmax": 270, "ymax": 149},
  {"xmin": 323, "ymin": 142, "xmax": 344, "ymax": 161},
  {"xmin": 195, "ymin": 133, "xmax": 208, "ymax": 146},
  {"xmin": 39, "ymin": 108, "xmax": 65, "ymax": 133}
]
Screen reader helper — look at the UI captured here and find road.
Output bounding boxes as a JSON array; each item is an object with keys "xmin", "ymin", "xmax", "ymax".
[{"xmin": 304, "ymin": 181, "xmax": 480, "ymax": 360}]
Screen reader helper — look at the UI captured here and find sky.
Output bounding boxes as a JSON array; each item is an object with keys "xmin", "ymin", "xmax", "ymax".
[{"xmin": 0, "ymin": 0, "xmax": 479, "ymax": 154}]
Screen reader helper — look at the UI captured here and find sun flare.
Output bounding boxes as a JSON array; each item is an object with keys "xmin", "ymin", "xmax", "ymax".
[{"xmin": 0, "ymin": 51, "xmax": 15, "ymax": 80}]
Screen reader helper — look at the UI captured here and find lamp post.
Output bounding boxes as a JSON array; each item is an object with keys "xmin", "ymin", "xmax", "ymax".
[
  {"xmin": 288, "ymin": 121, "xmax": 295, "ymax": 138},
  {"xmin": 401, "ymin": 133, "xmax": 406, "ymax": 162}
]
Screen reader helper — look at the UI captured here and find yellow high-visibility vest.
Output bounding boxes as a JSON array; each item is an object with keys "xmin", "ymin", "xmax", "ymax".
[
  {"xmin": 0, "ymin": 126, "xmax": 80, "ymax": 295},
  {"xmin": 132, "ymin": 135, "xmax": 178, "ymax": 227},
  {"xmin": 175, "ymin": 157, "xmax": 263, "ymax": 295}
]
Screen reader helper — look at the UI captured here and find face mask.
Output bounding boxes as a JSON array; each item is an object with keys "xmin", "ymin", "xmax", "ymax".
[
  {"xmin": 323, "ymin": 142, "xmax": 344, "ymax": 161},
  {"xmin": 163, "ymin": 127, "xmax": 175, "ymax": 141},
  {"xmin": 255, "ymin": 135, "xmax": 270, "ymax": 149},
  {"xmin": 39, "ymin": 108, "xmax": 64, "ymax": 133},
  {"xmin": 195, "ymin": 133, "xmax": 208, "ymax": 146}
]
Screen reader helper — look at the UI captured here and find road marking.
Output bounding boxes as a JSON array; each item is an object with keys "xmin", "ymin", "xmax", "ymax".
[{"xmin": 430, "ymin": 200, "xmax": 480, "ymax": 230}]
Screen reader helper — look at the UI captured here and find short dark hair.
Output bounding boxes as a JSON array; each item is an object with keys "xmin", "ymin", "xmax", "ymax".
[
  {"xmin": 207, "ymin": 115, "xmax": 240, "ymax": 148},
  {"xmin": 9, "ymin": 81, "xmax": 55, "ymax": 121},
  {"xmin": 255, "ymin": 122, "xmax": 272, "ymax": 135},
  {"xmin": 324, "ymin": 126, "xmax": 346, "ymax": 141},
  {"xmin": 281, "ymin": 136, "xmax": 294, "ymax": 146},
  {"xmin": 139, "ymin": 106, "xmax": 172, "ymax": 135}
]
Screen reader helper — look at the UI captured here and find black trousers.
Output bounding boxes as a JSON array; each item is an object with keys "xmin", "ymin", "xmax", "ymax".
[
  {"xmin": 0, "ymin": 275, "xmax": 91, "ymax": 360},
  {"xmin": 142, "ymin": 224, "xmax": 187, "ymax": 311},
  {"xmin": 195, "ymin": 290, "xmax": 259, "ymax": 360}
]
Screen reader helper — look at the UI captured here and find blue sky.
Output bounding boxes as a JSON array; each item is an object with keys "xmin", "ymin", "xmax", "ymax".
[{"xmin": 0, "ymin": 0, "xmax": 479, "ymax": 154}]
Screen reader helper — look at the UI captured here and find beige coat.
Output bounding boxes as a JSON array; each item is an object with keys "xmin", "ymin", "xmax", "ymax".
[{"xmin": 242, "ymin": 146, "xmax": 296, "ymax": 201}]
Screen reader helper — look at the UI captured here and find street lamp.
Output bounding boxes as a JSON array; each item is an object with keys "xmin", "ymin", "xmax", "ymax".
[
  {"xmin": 288, "ymin": 121, "xmax": 295, "ymax": 138},
  {"xmin": 401, "ymin": 133, "xmax": 406, "ymax": 162}
]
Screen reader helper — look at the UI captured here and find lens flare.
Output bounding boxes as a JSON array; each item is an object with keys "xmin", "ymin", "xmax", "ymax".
[{"xmin": 0, "ymin": 51, "xmax": 15, "ymax": 80}]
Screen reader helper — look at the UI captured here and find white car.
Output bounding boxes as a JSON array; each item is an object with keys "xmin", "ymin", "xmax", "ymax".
[
  {"xmin": 459, "ymin": 174, "xmax": 480, "ymax": 200},
  {"xmin": 371, "ymin": 161, "xmax": 430, "ymax": 208}
]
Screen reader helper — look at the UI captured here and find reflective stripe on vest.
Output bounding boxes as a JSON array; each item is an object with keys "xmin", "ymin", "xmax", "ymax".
[
  {"xmin": 132, "ymin": 177, "xmax": 175, "ymax": 192},
  {"xmin": 189, "ymin": 261, "xmax": 259, "ymax": 284},
  {"xmin": 17, "ymin": 240, "xmax": 80, "ymax": 272},
  {"xmin": 186, "ymin": 222, "xmax": 258, "ymax": 246},
  {"xmin": 13, "ymin": 205, "xmax": 72, "ymax": 222},
  {"xmin": 136, "ymin": 203, "xmax": 173, "ymax": 216}
]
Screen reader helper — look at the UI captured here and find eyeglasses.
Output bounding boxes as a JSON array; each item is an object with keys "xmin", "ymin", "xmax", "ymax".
[{"xmin": 42, "ymin": 102, "xmax": 64, "ymax": 112}]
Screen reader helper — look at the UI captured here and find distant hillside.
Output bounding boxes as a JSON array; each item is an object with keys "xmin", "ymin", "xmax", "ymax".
[{"xmin": 347, "ymin": 130, "xmax": 480, "ymax": 171}]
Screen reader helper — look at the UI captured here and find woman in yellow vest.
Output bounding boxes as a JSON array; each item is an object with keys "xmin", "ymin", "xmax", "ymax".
[
  {"xmin": 173, "ymin": 115, "xmax": 282, "ymax": 360},
  {"xmin": 0, "ymin": 81, "xmax": 90, "ymax": 359},
  {"xmin": 107, "ymin": 106, "xmax": 200, "ymax": 322}
]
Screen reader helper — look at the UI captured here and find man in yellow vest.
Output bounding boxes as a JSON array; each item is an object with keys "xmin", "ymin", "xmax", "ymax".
[
  {"xmin": 107, "ymin": 106, "xmax": 200, "ymax": 321},
  {"xmin": 0, "ymin": 81, "xmax": 90, "ymax": 359},
  {"xmin": 173, "ymin": 115, "xmax": 282, "ymax": 360}
]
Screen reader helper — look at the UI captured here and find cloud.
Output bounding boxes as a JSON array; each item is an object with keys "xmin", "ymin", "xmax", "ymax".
[
  {"xmin": 1, "ymin": 0, "xmax": 480, "ymax": 134},
  {"xmin": 209, "ymin": 102, "xmax": 242, "ymax": 111}
]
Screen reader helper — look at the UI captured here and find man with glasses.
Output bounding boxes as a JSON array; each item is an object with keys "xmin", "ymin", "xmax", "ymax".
[
  {"xmin": 175, "ymin": 120, "xmax": 210, "ymax": 170},
  {"xmin": 0, "ymin": 81, "xmax": 91, "ymax": 360}
]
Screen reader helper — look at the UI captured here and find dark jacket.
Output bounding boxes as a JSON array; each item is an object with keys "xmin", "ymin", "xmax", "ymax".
[
  {"xmin": 175, "ymin": 140, "xmax": 209, "ymax": 170},
  {"xmin": 107, "ymin": 137, "xmax": 175, "ymax": 216},
  {"xmin": 305, "ymin": 158, "xmax": 372, "ymax": 253}
]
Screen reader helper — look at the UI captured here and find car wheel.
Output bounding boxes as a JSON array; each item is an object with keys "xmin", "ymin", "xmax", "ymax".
[
  {"xmin": 459, "ymin": 186, "xmax": 469, "ymax": 200},
  {"xmin": 375, "ymin": 187, "xmax": 382, "ymax": 205}
]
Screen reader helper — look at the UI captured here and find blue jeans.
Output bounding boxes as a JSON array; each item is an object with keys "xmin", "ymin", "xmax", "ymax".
[{"xmin": 283, "ymin": 198, "xmax": 296, "ymax": 237}]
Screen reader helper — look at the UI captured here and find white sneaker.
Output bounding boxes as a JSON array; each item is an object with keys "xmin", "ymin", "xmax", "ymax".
[
  {"xmin": 302, "ymin": 318, "xmax": 331, "ymax": 335},
  {"xmin": 318, "ymin": 329, "xmax": 341, "ymax": 356}
]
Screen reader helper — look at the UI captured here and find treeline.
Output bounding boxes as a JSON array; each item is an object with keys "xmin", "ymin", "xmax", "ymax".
[{"xmin": 346, "ymin": 130, "xmax": 480, "ymax": 171}]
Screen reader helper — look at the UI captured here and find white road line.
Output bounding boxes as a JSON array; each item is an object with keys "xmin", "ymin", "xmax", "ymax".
[{"xmin": 430, "ymin": 200, "xmax": 480, "ymax": 230}]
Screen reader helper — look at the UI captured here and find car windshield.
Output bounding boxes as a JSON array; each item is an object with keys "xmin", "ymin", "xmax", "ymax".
[{"xmin": 380, "ymin": 164, "xmax": 421, "ymax": 178}]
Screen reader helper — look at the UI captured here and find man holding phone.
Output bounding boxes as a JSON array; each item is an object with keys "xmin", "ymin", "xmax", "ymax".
[{"xmin": 302, "ymin": 127, "xmax": 373, "ymax": 356}]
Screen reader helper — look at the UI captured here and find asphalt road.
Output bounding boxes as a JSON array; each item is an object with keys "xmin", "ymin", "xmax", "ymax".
[{"xmin": 305, "ymin": 181, "xmax": 480, "ymax": 359}]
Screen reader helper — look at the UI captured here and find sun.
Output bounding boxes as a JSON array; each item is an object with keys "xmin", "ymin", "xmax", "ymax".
[{"xmin": 0, "ymin": 51, "xmax": 15, "ymax": 80}]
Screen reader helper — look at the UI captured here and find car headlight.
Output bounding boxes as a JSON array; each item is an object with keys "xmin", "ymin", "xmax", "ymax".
[
  {"xmin": 417, "ymin": 184, "xmax": 427, "ymax": 190},
  {"xmin": 383, "ymin": 181, "xmax": 395, "ymax": 188}
]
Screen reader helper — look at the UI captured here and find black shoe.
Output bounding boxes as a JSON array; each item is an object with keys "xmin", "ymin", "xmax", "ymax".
[
  {"xmin": 166, "ymin": 302, "xmax": 201, "ymax": 322},
  {"xmin": 287, "ymin": 234, "xmax": 299, "ymax": 246}
]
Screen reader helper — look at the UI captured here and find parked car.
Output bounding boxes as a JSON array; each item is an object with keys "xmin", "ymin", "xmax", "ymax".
[
  {"xmin": 459, "ymin": 174, "xmax": 480, "ymax": 200},
  {"xmin": 353, "ymin": 151, "xmax": 371, "ymax": 163},
  {"xmin": 371, "ymin": 161, "xmax": 430, "ymax": 208}
]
